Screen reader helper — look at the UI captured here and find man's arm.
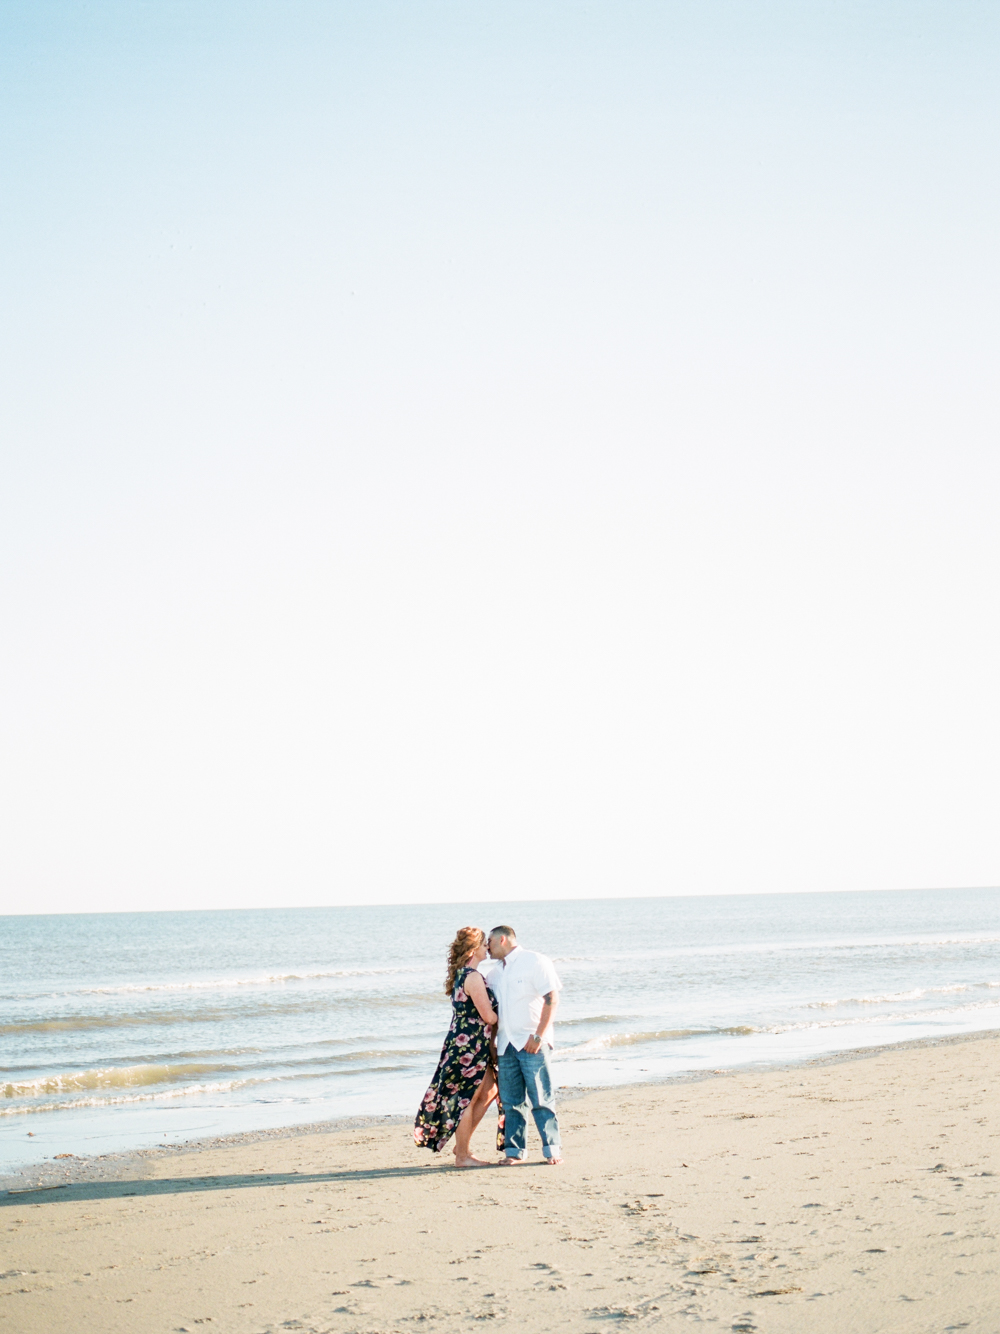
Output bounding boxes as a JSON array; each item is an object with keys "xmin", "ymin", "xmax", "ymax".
[{"xmin": 524, "ymin": 990, "xmax": 559, "ymax": 1054}]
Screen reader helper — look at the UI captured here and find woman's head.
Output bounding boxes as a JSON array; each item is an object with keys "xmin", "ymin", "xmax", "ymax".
[{"xmin": 445, "ymin": 926, "xmax": 486, "ymax": 996}]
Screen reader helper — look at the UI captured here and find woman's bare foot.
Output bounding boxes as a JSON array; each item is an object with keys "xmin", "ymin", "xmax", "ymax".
[{"xmin": 454, "ymin": 1154, "xmax": 492, "ymax": 1167}]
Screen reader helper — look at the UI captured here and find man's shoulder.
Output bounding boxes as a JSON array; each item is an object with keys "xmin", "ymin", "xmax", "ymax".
[
  {"xmin": 517, "ymin": 948, "xmax": 560, "ymax": 977},
  {"xmin": 511, "ymin": 947, "xmax": 549, "ymax": 966},
  {"xmin": 522, "ymin": 948, "xmax": 554, "ymax": 966}
]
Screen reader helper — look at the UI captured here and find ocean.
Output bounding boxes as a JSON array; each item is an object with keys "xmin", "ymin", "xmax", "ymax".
[{"xmin": 3, "ymin": 888, "xmax": 1000, "ymax": 1172}]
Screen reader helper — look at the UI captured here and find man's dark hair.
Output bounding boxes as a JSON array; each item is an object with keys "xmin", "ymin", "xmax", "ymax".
[{"xmin": 489, "ymin": 925, "xmax": 516, "ymax": 940}]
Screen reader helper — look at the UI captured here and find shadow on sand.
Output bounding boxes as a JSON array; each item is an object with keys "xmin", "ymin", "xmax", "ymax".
[{"xmin": 1, "ymin": 1160, "xmax": 544, "ymax": 1206}]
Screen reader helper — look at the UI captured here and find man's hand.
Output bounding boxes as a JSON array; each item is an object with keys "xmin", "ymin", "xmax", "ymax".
[{"xmin": 524, "ymin": 1034, "xmax": 542, "ymax": 1055}]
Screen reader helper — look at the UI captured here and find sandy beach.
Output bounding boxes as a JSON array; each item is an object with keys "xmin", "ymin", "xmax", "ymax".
[{"xmin": 3, "ymin": 1031, "xmax": 998, "ymax": 1334}]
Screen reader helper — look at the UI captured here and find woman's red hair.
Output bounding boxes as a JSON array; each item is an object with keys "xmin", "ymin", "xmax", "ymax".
[{"xmin": 444, "ymin": 927, "xmax": 485, "ymax": 996}]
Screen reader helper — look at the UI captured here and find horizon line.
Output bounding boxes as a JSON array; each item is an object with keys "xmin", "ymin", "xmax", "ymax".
[{"xmin": 4, "ymin": 884, "xmax": 999, "ymax": 920}]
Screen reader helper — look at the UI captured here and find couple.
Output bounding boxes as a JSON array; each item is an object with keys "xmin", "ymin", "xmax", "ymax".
[{"xmin": 413, "ymin": 924, "xmax": 563, "ymax": 1167}]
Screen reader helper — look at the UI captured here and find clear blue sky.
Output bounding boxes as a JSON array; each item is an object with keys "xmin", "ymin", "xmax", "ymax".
[{"xmin": 2, "ymin": 2, "xmax": 999, "ymax": 913}]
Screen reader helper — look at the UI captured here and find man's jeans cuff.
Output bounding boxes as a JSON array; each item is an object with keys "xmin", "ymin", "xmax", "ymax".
[{"xmin": 542, "ymin": 1147, "xmax": 562, "ymax": 1159}]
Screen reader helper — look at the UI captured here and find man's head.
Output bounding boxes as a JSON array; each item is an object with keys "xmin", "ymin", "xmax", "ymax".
[{"xmin": 488, "ymin": 925, "xmax": 517, "ymax": 960}]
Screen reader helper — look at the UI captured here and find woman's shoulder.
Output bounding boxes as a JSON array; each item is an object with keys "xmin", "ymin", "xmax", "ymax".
[{"xmin": 452, "ymin": 965, "xmax": 475, "ymax": 996}]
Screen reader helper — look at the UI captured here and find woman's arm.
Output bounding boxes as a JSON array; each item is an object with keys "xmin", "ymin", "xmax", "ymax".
[{"xmin": 463, "ymin": 970, "xmax": 498, "ymax": 1026}]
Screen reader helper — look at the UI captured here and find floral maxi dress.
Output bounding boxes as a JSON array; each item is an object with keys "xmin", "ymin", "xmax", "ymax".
[{"xmin": 413, "ymin": 966, "xmax": 504, "ymax": 1154}]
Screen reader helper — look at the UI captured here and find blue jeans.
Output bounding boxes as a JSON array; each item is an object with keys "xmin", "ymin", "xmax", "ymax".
[{"xmin": 497, "ymin": 1044, "xmax": 562, "ymax": 1159}]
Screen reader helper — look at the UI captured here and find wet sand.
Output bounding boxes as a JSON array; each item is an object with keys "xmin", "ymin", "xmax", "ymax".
[{"xmin": 2, "ymin": 1030, "xmax": 998, "ymax": 1333}]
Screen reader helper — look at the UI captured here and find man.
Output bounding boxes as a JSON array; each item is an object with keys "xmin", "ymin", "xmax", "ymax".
[{"xmin": 487, "ymin": 925, "xmax": 563, "ymax": 1165}]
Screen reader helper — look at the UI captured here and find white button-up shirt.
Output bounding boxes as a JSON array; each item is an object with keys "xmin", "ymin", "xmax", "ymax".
[{"xmin": 492, "ymin": 945, "xmax": 562, "ymax": 1054}]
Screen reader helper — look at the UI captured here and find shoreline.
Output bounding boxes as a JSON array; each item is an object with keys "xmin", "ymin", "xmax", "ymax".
[{"xmin": 5, "ymin": 1023, "xmax": 998, "ymax": 1197}]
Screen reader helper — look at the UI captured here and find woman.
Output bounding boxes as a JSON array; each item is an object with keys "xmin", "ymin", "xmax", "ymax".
[{"xmin": 413, "ymin": 926, "xmax": 504, "ymax": 1167}]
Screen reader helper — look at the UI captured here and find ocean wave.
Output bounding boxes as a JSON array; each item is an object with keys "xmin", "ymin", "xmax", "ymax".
[
  {"xmin": 297, "ymin": 1047, "xmax": 427, "ymax": 1065},
  {"xmin": 557, "ymin": 1014, "xmax": 632, "ymax": 1029},
  {"xmin": 1, "ymin": 1042, "xmax": 437, "ymax": 1106},
  {"xmin": 0, "ymin": 1050, "xmax": 431, "ymax": 1117},
  {"xmin": 0, "ymin": 1079, "xmax": 254, "ymax": 1117},
  {"xmin": 0, "ymin": 1012, "xmax": 230, "ymax": 1037},
  {"xmin": 807, "ymin": 986, "xmax": 940, "ymax": 1008},
  {"xmin": 1, "ymin": 1062, "xmax": 238, "ymax": 1099},
  {"xmin": 804, "ymin": 980, "xmax": 1000, "ymax": 1009},
  {"xmin": 232, "ymin": 1048, "xmax": 430, "ymax": 1073},
  {"xmin": 558, "ymin": 995, "xmax": 1000, "ymax": 1054},
  {"xmin": 765, "ymin": 997, "xmax": 1000, "ymax": 1035},
  {"xmin": 579, "ymin": 934, "xmax": 1000, "ymax": 967},
  {"xmin": 75, "ymin": 967, "xmax": 429, "ymax": 996},
  {"xmin": 548, "ymin": 1007, "xmax": 1000, "ymax": 1066},
  {"xmin": 566, "ymin": 1025, "xmax": 757, "ymax": 1053},
  {"xmin": 0, "ymin": 972, "xmax": 429, "ymax": 1005},
  {"xmin": 1, "ymin": 990, "xmax": 446, "ymax": 1037}
]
